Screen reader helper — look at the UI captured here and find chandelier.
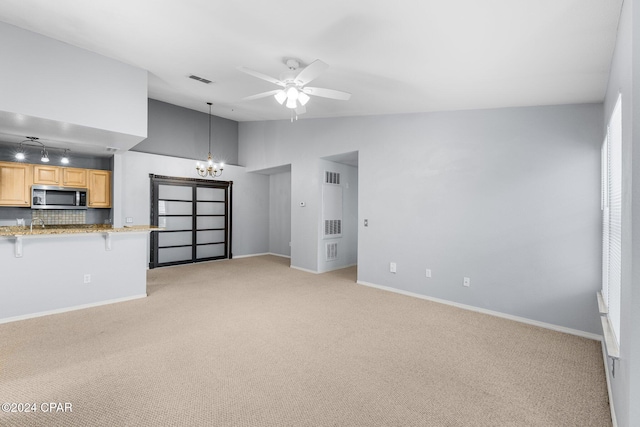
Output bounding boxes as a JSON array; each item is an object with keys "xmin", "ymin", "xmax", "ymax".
[{"xmin": 196, "ymin": 102, "xmax": 224, "ymax": 178}]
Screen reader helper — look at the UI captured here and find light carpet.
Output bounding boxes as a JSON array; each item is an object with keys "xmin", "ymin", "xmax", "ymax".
[{"xmin": 0, "ymin": 255, "xmax": 611, "ymax": 426}]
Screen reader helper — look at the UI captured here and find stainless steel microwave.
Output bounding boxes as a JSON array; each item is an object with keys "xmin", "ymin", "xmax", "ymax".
[{"xmin": 31, "ymin": 185, "xmax": 88, "ymax": 209}]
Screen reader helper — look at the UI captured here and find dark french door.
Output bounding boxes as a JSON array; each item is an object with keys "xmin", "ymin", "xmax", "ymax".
[{"xmin": 149, "ymin": 174, "xmax": 232, "ymax": 268}]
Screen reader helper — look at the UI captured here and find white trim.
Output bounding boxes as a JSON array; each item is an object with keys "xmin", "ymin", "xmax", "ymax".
[
  {"xmin": 357, "ymin": 280, "xmax": 602, "ymax": 341},
  {"xmin": 597, "ymin": 291, "xmax": 608, "ymax": 314},
  {"xmin": 290, "ymin": 265, "xmax": 320, "ymax": 274},
  {"xmin": 601, "ymin": 341, "xmax": 618, "ymax": 427},
  {"xmin": 233, "ymin": 252, "xmax": 291, "ymax": 259},
  {"xmin": 0, "ymin": 294, "xmax": 147, "ymax": 325},
  {"xmin": 268, "ymin": 253, "xmax": 291, "ymax": 259},
  {"xmin": 600, "ymin": 315, "xmax": 620, "ymax": 358},
  {"xmin": 320, "ymin": 263, "xmax": 357, "ymax": 273}
]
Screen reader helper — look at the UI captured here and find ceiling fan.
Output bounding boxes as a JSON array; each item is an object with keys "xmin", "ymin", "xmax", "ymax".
[{"xmin": 238, "ymin": 58, "xmax": 351, "ymax": 120}]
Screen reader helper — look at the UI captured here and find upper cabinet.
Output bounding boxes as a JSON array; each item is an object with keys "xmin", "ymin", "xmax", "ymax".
[
  {"xmin": 0, "ymin": 161, "xmax": 111, "ymax": 208},
  {"xmin": 88, "ymin": 170, "xmax": 111, "ymax": 208},
  {"xmin": 33, "ymin": 166, "xmax": 88, "ymax": 188},
  {"xmin": 62, "ymin": 168, "xmax": 87, "ymax": 188},
  {"xmin": 0, "ymin": 161, "xmax": 32, "ymax": 206},
  {"xmin": 33, "ymin": 165, "xmax": 60, "ymax": 185}
]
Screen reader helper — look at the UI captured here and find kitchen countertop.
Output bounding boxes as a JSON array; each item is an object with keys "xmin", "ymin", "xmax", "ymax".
[{"xmin": 0, "ymin": 224, "xmax": 163, "ymax": 237}]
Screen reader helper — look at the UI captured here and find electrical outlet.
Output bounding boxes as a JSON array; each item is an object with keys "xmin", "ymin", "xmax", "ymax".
[
  {"xmin": 463, "ymin": 277, "xmax": 471, "ymax": 287},
  {"xmin": 364, "ymin": 219, "xmax": 369, "ymax": 227},
  {"xmin": 126, "ymin": 217, "xmax": 133, "ymax": 223},
  {"xmin": 83, "ymin": 274, "xmax": 91, "ymax": 284},
  {"xmin": 426, "ymin": 269, "xmax": 432, "ymax": 278},
  {"xmin": 390, "ymin": 262, "xmax": 397, "ymax": 273}
]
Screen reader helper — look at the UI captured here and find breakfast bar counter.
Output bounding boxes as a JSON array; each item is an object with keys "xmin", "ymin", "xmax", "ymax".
[
  {"xmin": 0, "ymin": 225, "xmax": 161, "ymax": 323},
  {"xmin": 0, "ymin": 224, "xmax": 162, "ymax": 237}
]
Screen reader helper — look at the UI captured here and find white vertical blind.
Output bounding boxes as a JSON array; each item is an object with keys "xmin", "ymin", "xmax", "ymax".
[
  {"xmin": 601, "ymin": 139, "xmax": 609, "ymax": 305},
  {"xmin": 603, "ymin": 94, "xmax": 622, "ymax": 345}
]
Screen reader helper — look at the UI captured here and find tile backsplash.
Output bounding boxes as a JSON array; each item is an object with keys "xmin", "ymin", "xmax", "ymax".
[{"xmin": 32, "ymin": 210, "xmax": 86, "ymax": 225}]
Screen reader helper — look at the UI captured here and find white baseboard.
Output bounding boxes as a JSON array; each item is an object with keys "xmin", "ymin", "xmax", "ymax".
[
  {"xmin": 290, "ymin": 265, "xmax": 319, "ymax": 274},
  {"xmin": 234, "ymin": 252, "xmax": 291, "ymax": 259},
  {"xmin": 0, "ymin": 294, "xmax": 147, "ymax": 325},
  {"xmin": 601, "ymin": 341, "xmax": 618, "ymax": 427},
  {"xmin": 320, "ymin": 263, "xmax": 357, "ymax": 273},
  {"xmin": 357, "ymin": 280, "xmax": 602, "ymax": 341}
]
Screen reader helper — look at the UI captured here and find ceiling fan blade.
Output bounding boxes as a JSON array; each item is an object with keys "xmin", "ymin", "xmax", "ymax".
[
  {"xmin": 237, "ymin": 66, "xmax": 285, "ymax": 87},
  {"xmin": 242, "ymin": 90, "xmax": 283, "ymax": 101},
  {"xmin": 302, "ymin": 86, "xmax": 352, "ymax": 101},
  {"xmin": 294, "ymin": 59, "xmax": 329, "ymax": 86},
  {"xmin": 295, "ymin": 104, "xmax": 307, "ymax": 115}
]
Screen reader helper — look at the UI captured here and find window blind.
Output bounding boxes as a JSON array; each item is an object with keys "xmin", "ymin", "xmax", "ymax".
[{"xmin": 603, "ymin": 94, "xmax": 622, "ymax": 345}]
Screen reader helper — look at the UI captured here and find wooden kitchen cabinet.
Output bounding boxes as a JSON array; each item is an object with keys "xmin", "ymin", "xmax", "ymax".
[
  {"xmin": 62, "ymin": 168, "xmax": 87, "ymax": 188},
  {"xmin": 33, "ymin": 165, "xmax": 60, "ymax": 185},
  {"xmin": 0, "ymin": 161, "xmax": 32, "ymax": 206},
  {"xmin": 88, "ymin": 169, "xmax": 111, "ymax": 208},
  {"xmin": 33, "ymin": 165, "xmax": 87, "ymax": 188}
]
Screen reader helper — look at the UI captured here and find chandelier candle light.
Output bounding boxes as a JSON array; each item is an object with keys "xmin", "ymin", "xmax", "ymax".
[{"xmin": 196, "ymin": 102, "xmax": 224, "ymax": 178}]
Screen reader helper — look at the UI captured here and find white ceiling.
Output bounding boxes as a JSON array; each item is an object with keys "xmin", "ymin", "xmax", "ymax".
[{"xmin": 0, "ymin": 0, "xmax": 623, "ymax": 122}]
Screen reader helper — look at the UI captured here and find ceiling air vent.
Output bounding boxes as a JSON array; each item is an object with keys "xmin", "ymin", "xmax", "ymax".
[
  {"xmin": 188, "ymin": 74, "xmax": 213, "ymax": 84},
  {"xmin": 105, "ymin": 147, "xmax": 119, "ymax": 152}
]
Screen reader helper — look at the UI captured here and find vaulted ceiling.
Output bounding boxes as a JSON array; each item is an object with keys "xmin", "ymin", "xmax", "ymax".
[{"xmin": 0, "ymin": 0, "xmax": 623, "ymax": 121}]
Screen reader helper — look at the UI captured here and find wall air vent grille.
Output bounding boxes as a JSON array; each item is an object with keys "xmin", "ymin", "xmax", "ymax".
[
  {"xmin": 324, "ymin": 219, "xmax": 342, "ymax": 236},
  {"xmin": 324, "ymin": 171, "xmax": 340, "ymax": 185},
  {"xmin": 188, "ymin": 75, "xmax": 213, "ymax": 84},
  {"xmin": 326, "ymin": 242, "xmax": 338, "ymax": 261}
]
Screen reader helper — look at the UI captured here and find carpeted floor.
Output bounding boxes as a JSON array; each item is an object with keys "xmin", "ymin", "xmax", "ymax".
[{"xmin": 0, "ymin": 255, "xmax": 611, "ymax": 426}]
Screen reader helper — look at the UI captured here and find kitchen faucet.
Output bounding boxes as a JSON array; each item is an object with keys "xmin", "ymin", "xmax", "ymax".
[{"xmin": 30, "ymin": 218, "xmax": 45, "ymax": 232}]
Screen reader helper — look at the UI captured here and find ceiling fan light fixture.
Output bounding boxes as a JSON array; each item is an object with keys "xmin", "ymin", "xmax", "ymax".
[
  {"xmin": 286, "ymin": 87, "xmax": 299, "ymax": 101},
  {"xmin": 274, "ymin": 90, "xmax": 287, "ymax": 105},
  {"xmin": 298, "ymin": 92, "xmax": 310, "ymax": 106},
  {"xmin": 286, "ymin": 97, "xmax": 297, "ymax": 109}
]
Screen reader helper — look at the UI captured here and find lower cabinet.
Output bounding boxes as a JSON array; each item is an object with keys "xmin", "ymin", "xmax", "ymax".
[{"xmin": 88, "ymin": 170, "xmax": 111, "ymax": 208}]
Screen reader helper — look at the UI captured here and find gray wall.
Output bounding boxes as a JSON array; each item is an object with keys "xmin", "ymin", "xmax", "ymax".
[
  {"xmin": 0, "ymin": 144, "xmax": 111, "ymax": 169},
  {"xmin": 239, "ymin": 103, "xmax": 603, "ymax": 335},
  {"xmin": 112, "ymin": 151, "xmax": 269, "ymax": 259},
  {"xmin": 603, "ymin": 0, "xmax": 640, "ymax": 425},
  {"xmin": 132, "ymin": 99, "xmax": 239, "ymax": 166},
  {"xmin": 269, "ymin": 171, "xmax": 291, "ymax": 257}
]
